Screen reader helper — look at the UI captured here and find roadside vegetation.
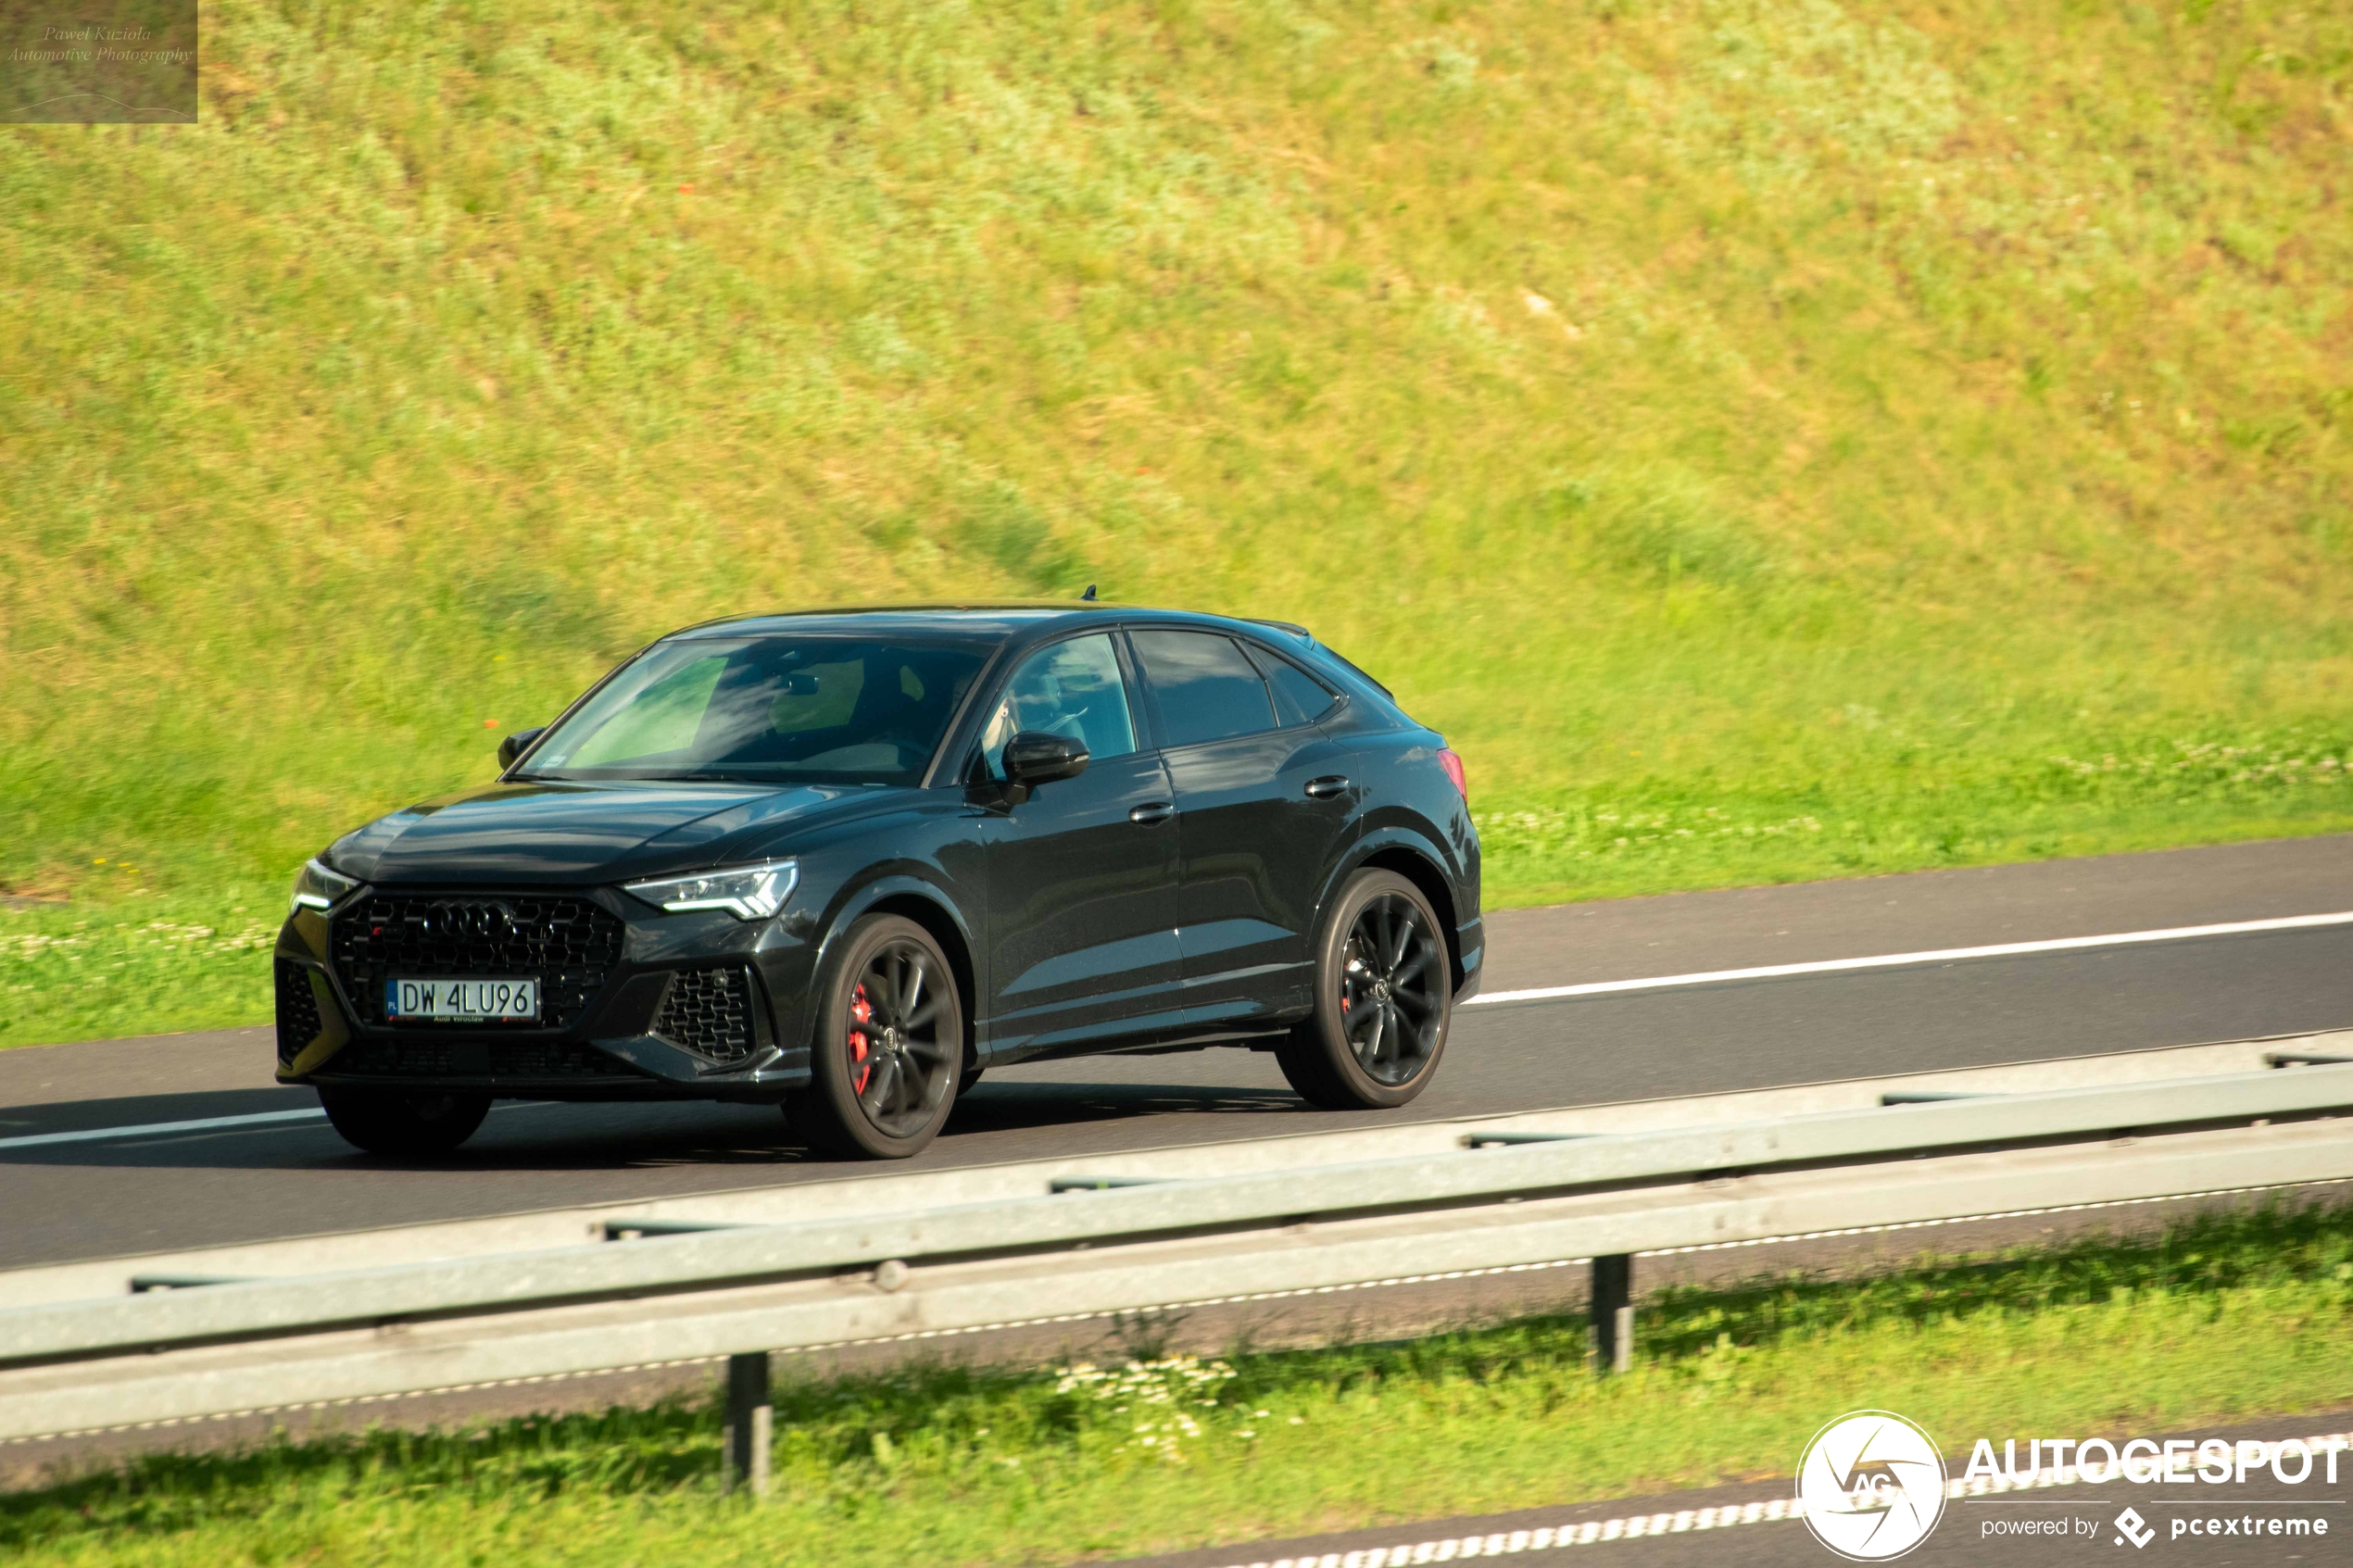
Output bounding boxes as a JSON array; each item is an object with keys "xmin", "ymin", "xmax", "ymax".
[
  {"xmin": 5, "ymin": 0, "xmax": 2351, "ymax": 1045},
  {"xmin": 6, "ymin": 1201, "xmax": 2349, "ymax": 1566}
]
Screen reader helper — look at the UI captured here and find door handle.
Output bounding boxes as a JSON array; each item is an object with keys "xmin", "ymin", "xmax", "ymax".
[
  {"xmin": 1128, "ymin": 802, "xmax": 1176, "ymax": 825},
  {"xmin": 1304, "ymin": 775, "xmax": 1351, "ymax": 800}
]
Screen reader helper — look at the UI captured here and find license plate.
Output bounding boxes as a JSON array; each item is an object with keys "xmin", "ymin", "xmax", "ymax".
[{"xmin": 385, "ymin": 977, "xmax": 539, "ymax": 1022}]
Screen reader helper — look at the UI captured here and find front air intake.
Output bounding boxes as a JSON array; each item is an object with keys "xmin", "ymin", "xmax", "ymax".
[
  {"xmin": 654, "ymin": 966, "xmax": 759, "ymax": 1064},
  {"xmin": 274, "ymin": 959, "xmax": 323, "ymax": 1064}
]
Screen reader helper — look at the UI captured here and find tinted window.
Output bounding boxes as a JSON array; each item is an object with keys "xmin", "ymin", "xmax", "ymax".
[
  {"xmin": 526, "ymin": 638, "xmax": 985, "ymax": 785},
  {"xmin": 1131, "ymin": 630, "xmax": 1277, "ymax": 747},
  {"xmin": 1249, "ymin": 646, "xmax": 1339, "ymax": 726},
  {"xmin": 979, "ymin": 633, "xmax": 1139, "ymax": 779}
]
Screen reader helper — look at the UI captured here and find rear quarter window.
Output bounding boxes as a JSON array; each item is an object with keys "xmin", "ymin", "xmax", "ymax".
[{"xmin": 1249, "ymin": 646, "xmax": 1340, "ymax": 726}]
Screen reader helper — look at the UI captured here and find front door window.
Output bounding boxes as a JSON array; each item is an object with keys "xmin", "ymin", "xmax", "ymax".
[{"xmin": 979, "ymin": 633, "xmax": 1139, "ymax": 779}]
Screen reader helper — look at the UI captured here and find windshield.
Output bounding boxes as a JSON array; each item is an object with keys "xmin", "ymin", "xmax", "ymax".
[{"xmin": 522, "ymin": 637, "xmax": 988, "ymax": 785}]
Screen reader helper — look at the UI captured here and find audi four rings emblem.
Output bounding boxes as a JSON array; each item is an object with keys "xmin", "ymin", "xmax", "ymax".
[{"xmin": 421, "ymin": 901, "xmax": 518, "ymax": 939}]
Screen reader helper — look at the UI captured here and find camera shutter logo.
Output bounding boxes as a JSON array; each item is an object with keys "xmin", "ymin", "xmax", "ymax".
[{"xmin": 1797, "ymin": 1411, "xmax": 1948, "ymax": 1561}]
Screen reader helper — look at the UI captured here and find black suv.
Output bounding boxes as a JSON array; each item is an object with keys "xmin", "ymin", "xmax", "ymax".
[{"xmin": 274, "ymin": 603, "xmax": 1482, "ymax": 1158}]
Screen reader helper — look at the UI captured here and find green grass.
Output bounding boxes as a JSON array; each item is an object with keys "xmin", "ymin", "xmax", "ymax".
[
  {"xmin": 5, "ymin": 0, "xmax": 2352, "ymax": 1045},
  {"xmin": 6, "ymin": 1202, "xmax": 2350, "ymax": 1566}
]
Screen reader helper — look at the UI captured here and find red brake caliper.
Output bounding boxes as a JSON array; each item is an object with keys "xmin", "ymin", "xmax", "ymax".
[{"xmin": 849, "ymin": 983, "xmax": 873, "ymax": 1094}]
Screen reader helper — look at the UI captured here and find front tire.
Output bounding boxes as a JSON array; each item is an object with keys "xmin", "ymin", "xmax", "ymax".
[
  {"xmin": 1276, "ymin": 869, "xmax": 1452, "ymax": 1110},
  {"xmin": 787, "ymin": 915, "xmax": 964, "ymax": 1159},
  {"xmin": 318, "ymin": 1086, "xmax": 491, "ymax": 1157}
]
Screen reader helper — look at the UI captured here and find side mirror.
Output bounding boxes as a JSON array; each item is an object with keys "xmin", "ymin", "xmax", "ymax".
[
  {"xmin": 497, "ymin": 727, "xmax": 547, "ymax": 771},
  {"xmin": 1002, "ymin": 731, "xmax": 1089, "ymax": 798}
]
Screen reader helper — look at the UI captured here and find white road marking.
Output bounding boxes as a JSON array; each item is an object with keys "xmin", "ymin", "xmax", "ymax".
[
  {"xmin": 1466, "ymin": 909, "xmax": 2353, "ymax": 1007},
  {"xmin": 0, "ymin": 1100, "xmax": 548, "ymax": 1153},
  {"xmin": 0, "ymin": 1109, "xmax": 327, "ymax": 1151}
]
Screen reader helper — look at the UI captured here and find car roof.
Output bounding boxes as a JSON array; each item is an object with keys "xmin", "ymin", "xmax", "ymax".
[
  {"xmin": 642, "ymin": 601, "xmax": 1403, "ymax": 776},
  {"xmin": 667, "ymin": 601, "xmax": 1304, "ymax": 646}
]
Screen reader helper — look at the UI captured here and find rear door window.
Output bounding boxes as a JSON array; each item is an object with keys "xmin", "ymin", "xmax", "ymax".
[{"xmin": 1130, "ymin": 630, "xmax": 1277, "ymax": 747}]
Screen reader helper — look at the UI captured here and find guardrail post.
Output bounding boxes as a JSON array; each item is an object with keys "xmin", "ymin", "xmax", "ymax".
[
  {"xmin": 723, "ymin": 1351, "xmax": 772, "ymax": 1498},
  {"xmin": 1592, "ymin": 1254, "xmax": 1633, "ymax": 1375}
]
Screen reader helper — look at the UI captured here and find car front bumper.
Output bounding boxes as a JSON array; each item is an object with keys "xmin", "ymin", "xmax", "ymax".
[{"xmin": 272, "ymin": 885, "xmax": 820, "ymax": 1101}]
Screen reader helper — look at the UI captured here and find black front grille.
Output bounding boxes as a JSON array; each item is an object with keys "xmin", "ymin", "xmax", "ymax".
[
  {"xmin": 275, "ymin": 960, "xmax": 323, "ymax": 1064},
  {"xmin": 330, "ymin": 894, "xmax": 625, "ymax": 1031},
  {"xmin": 654, "ymin": 967, "xmax": 757, "ymax": 1064},
  {"xmin": 323, "ymin": 1038, "xmax": 639, "ymax": 1080}
]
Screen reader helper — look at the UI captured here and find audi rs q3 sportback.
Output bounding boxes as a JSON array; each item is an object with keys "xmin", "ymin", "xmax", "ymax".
[{"xmin": 274, "ymin": 603, "xmax": 1482, "ymax": 1159}]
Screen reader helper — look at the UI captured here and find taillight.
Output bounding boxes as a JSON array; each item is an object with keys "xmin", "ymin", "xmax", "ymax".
[{"xmin": 1437, "ymin": 747, "xmax": 1467, "ymax": 802}]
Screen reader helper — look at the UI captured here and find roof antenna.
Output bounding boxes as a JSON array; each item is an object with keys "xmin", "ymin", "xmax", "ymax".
[{"xmin": 1079, "ymin": 583, "xmax": 1098, "ymax": 601}]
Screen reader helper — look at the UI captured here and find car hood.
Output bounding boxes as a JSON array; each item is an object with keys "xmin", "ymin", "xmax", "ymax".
[{"xmin": 327, "ymin": 780, "xmax": 889, "ymax": 884}]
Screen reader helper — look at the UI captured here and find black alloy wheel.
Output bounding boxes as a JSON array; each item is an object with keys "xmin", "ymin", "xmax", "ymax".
[
  {"xmin": 788, "ymin": 914, "xmax": 964, "ymax": 1158},
  {"xmin": 1277, "ymin": 869, "xmax": 1451, "ymax": 1110},
  {"xmin": 317, "ymin": 1085, "xmax": 492, "ymax": 1157}
]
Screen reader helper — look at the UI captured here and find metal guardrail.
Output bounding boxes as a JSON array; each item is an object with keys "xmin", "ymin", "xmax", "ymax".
[
  {"xmin": 3, "ymin": 1059, "xmax": 2350, "ymax": 1491},
  {"xmin": 8, "ymin": 1060, "xmax": 2351, "ymax": 1361},
  {"xmin": 5, "ymin": 1035, "xmax": 2309, "ymax": 1313}
]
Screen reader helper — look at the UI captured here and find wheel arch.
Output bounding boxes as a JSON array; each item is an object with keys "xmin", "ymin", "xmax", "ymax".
[
  {"xmin": 1340, "ymin": 834, "xmax": 1466, "ymax": 994},
  {"xmin": 819, "ymin": 876, "xmax": 980, "ymax": 1068}
]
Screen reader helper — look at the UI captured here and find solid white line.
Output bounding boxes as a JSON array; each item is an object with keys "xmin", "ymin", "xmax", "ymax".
[
  {"xmin": 1466, "ymin": 909, "xmax": 2353, "ymax": 1007},
  {"xmin": 0, "ymin": 1109, "xmax": 328, "ymax": 1151},
  {"xmin": 0, "ymin": 1099, "xmax": 555, "ymax": 1153}
]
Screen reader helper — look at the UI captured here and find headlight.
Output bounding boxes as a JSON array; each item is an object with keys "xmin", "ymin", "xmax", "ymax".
[
  {"xmin": 289, "ymin": 858, "xmax": 359, "ymax": 913},
  {"xmin": 623, "ymin": 859, "xmax": 798, "ymax": 922}
]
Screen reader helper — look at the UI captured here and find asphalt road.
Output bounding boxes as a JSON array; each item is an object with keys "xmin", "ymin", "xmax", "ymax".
[{"xmin": 5, "ymin": 834, "xmax": 2353, "ymax": 1273}]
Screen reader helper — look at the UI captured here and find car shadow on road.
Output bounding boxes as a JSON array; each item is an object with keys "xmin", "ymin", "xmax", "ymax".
[{"xmin": 943, "ymin": 1081, "xmax": 1306, "ymax": 1135}]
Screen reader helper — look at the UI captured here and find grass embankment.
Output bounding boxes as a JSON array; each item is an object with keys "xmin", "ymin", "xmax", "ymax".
[
  {"xmin": 5, "ymin": 1204, "xmax": 2350, "ymax": 1565},
  {"xmin": 5, "ymin": 1, "xmax": 2351, "ymax": 1046}
]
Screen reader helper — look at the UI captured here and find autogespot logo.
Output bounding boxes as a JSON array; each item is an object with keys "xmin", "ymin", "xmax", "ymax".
[{"xmin": 1797, "ymin": 1411, "xmax": 1949, "ymax": 1561}]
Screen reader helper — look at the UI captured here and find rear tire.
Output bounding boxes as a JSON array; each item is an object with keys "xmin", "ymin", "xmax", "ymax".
[
  {"xmin": 1276, "ymin": 869, "xmax": 1452, "ymax": 1110},
  {"xmin": 786, "ymin": 915, "xmax": 964, "ymax": 1159},
  {"xmin": 318, "ymin": 1086, "xmax": 491, "ymax": 1156}
]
